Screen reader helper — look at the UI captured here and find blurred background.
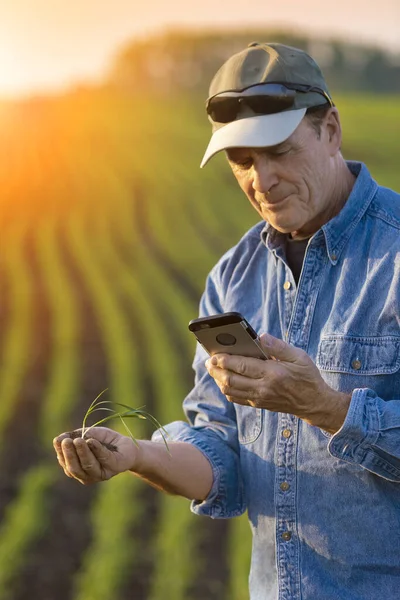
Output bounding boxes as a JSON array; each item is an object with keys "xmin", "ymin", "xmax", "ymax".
[{"xmin": 0, "ymin": 2, "xmax": 399, "ymax": 599}]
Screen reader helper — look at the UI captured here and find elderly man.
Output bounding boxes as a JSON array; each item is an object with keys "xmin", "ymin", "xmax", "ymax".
[{"xmin": 54, "ymin": 43, "xmax": 400, "ymax": 599}]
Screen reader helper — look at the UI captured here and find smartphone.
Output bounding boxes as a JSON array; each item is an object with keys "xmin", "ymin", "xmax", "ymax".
[{"xmin": 188, "ymin": 312, "xmax": 269, "ymax": 360}]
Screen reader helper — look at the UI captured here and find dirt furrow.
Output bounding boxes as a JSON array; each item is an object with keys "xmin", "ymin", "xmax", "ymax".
[
  {"xmin": 94, "ymin": 228, "xmax": 161, "ymax": 600},
  {"xmin": 116, "ymin": 197, "xmax": 231, "ymax": 599},
  {"xmin": 0, "ymin": 229, "xmax": 51, "ymax": 524},
  {"xmin": 13, "ymin": 223, "xmax": 109, "ymax": 600},
  {"xmin": 188, "ymin": 518, "xmax": 231, "ymax": 600},
  {"xmin": 184, "ymin": 196, "xmax": 230, "ymax": 259},
  {"xmin": 132, "ymin": 183, "xmax": 201, "ymax": 308}
]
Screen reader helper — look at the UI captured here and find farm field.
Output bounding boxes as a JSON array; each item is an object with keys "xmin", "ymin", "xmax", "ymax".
[{"xmin": 0, "ymin": 89, "xmax": 399, "ymax": 600}]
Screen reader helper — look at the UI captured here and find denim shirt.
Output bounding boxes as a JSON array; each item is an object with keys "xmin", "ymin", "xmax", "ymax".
[{"xmin": 153, "ymin": 162, "xmax": 400, "ymax": 600}]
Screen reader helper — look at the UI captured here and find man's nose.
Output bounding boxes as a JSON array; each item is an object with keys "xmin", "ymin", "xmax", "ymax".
[{"xmin": 251, "ymin": 159, "xmax": 279, "ymax": 194}]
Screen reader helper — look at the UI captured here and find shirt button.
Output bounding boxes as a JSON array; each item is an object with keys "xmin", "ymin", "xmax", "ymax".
[
  {"xmin": 282, "ymin": 429, "xmax": 292, "ymax": 439},
  {"xmin": 331, "ymin": 253, "xmax": 337, "ymax": 261},
  {"xmin": 352, "ymin": 359, "xmax": 362, "ymax": 370},
  {"xmin": 280, "ymin": 482, "xmax": 290, "ymax": 491},
  {"xmin": 282, "ymin": 532, "xmax": 292, "ymax": 541},
  {"xmin": 283, "ymin": 281, "xmax": 291, "ymax": 290}
]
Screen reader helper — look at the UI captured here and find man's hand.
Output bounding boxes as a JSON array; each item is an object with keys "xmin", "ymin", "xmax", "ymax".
[
  {"xmin": 53, "ymin": 427, "xmax": 138, "ymax": 485},
  {"xmin": 206, "ymin": 333, "xmax": 351, "ymax": 434}
]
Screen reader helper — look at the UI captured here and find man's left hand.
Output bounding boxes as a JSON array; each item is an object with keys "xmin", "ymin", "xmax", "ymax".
[{"xmin": 205, "ymin": 333, "xmax": 351, "ymax": 435}]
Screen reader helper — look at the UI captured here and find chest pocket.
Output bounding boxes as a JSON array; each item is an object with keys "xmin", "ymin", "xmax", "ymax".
[
  {"xmin": 316, "ymin": 335, "xmax": 400, "ymax": 398},
  {"xmin": 236, "ymin": 405, "xmax": 264, "ymax": 444}
]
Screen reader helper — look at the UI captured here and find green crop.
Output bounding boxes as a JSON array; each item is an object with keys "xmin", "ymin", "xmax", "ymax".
[{"xmin": 81, "ymin": 388, "xmax": 169, "ymax": 451}]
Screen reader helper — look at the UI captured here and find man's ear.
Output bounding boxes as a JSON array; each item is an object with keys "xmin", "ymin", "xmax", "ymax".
[{"xmin": 325, "ymin": 108, "xmax": 342, "ymax": 155}]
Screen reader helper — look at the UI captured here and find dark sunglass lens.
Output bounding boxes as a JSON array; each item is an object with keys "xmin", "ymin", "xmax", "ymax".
[
  {"xmin": 208, "ymin": 97, "xmax": 239, "ymax": 123},
  {"xmin": 247, "ymin": 95, "xmax": 294, "ymax": 115},
  {"xmin": 208, "ymin": 86, "xmax": 298, "ymax": 121}
]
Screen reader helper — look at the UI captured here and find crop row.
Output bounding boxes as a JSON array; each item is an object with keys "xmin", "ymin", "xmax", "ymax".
[
  {"xmin": 1, "ymin": 90, "xmax": 398, "ymax": 600},
  {"xmin": 0, "ymin": 100, "xmax": 254, "ymax": 597}
]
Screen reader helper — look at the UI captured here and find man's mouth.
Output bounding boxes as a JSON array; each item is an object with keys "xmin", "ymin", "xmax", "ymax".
[{"xmin": 258, "ymin": 195, "xmax": 288, "ymax": 208}]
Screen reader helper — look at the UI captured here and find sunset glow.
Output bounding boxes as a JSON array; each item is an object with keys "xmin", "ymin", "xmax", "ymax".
[{"xmin": 1, "ymin": 0, "xmax": 399, "ymax": 98}]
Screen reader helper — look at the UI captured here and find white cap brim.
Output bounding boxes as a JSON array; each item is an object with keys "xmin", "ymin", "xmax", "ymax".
[{"xmin": 200, "ymin": 108, "xmax": 307, "ymax": 168}]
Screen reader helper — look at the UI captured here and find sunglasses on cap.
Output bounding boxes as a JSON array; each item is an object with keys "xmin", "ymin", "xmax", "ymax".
[{"xmin": 206, "ymin": 83, "xmax": 333, "ymax": 123}]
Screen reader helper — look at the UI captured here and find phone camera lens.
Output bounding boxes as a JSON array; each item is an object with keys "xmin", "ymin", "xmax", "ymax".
[{"xmin": 216, "ymin": 333, "xmax": 237, "ymax": 346}]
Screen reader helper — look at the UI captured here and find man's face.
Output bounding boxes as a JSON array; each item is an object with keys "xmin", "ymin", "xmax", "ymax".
[{"xmin": 226, "ymin": 110, "xmax": 341, "ymax": 239}]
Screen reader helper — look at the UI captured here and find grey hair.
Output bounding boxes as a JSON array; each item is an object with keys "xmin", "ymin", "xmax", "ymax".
[{"xmin": 305, "ymin": 104, "xmax": 332, "ymax": 139}]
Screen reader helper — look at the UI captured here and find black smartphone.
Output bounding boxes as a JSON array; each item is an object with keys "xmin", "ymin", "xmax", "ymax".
[{"xmin": 188, "ymin": 312, "xmax": 269, "ymax": 360}]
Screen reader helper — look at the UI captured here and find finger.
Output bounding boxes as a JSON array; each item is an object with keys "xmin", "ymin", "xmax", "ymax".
[
  {"xmin": 53, "ymin": 429, "xmax": 83, "ymax": 454},
  {"xmin": 260, "ymin": 333, "xmax": 303, "ymax": 363},
  {"xmin": 221, "ymin": 383, "xmax": 258, "ymax": 399},
  {"xmin": 207, "ymin": 354, "xmax": 266, "ymax": 379},
  {"xmin": 74, "ymin": 438, "xmax": 103, "ymax": 476},
  {"xmin": 53, "ymin": 433, "xmax": 70, "ymax": 454},
  {"xmin": 54, "ymin": 429, "xmax": 83, "ymax": 442},
  {"xmin": 226, "ymin": 395, "xmax": 252, "ymax": 406},
  {"xmin": 61, "ymin": 438, "xmax": 97, "ymax": 482},
  {"xmin": 82, "ymin": 426, "xmax": 118, "ymax": 446},
  {"xmin": 55, "ymin": 448, "xmax": 67, "ymax": 471},
  {"xmin": 54, "ymin": 433, "xmax": 76, "ymax": 471},
  {"xmin": 60, "ymin": 463, "xmax": 74, "ymax": 478},
  {"xmin": 209, "ymin": 367, "xmax": 260, "ymax": 396},
  {"xmin": 86, "ymin": 438, "xmax": 114, "ymax": 465}
]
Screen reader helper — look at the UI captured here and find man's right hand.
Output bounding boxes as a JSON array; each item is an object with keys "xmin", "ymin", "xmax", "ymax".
[
  {"xmin": 53, "ymin": 427, "xmax": 138, "ymax": 485},
  {"xmin": 54, "ymin": 427, "xmax": 214, "ymax": 501}
]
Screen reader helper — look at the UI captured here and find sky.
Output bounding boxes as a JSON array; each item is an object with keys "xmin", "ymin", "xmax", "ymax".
[{"xmin": 1, "ymin": 0, "xmax": 399, "ymax": 97}]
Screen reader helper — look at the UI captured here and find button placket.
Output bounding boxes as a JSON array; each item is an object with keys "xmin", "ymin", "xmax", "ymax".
[
  {"xmin": 275, "ymin": 241, "xmax": 324, "ymax": 599},
  {"xmin": 276, "ymin": 415, "xmax": 299, "ymax": 598},
  {"xmin": 286, "ymin": 243, "xmax": 324, "ymax": 349}
]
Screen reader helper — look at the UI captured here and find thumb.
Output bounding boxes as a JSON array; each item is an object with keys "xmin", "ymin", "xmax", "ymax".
[
  {"xmin": 259, "ymin": 333, "xmax": 301, "ymax": 363},
  {"xmin": 87, "ymin": 438, "xmax": 115, "ymax": 462}
]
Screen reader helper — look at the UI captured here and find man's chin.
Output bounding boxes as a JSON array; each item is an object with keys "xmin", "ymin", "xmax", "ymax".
[
  {"xmin": 266, "ymin": 216, "xmax": 311, "ymax": 236},
  {"xmin": 260, "ymin": 209, "xmax": 301, "ymax": 234}
]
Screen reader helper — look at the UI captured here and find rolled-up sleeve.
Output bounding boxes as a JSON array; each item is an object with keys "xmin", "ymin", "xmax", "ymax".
[
  {"xmin": 329, "ymin": 387, "xmax": 400, "ymax": 482},
  {"xmin": 152, "ymin": 414, "xmax": 244, "ymax": 518},
  {"xmin": 152, "ymin": 257, "xmax": 246, "ymax": 518}
]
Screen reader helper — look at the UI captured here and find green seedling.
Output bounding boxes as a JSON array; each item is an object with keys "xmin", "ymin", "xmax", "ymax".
[{"xmin": 80, "ymin": 388, "xmax": 169, "ymax": 452}]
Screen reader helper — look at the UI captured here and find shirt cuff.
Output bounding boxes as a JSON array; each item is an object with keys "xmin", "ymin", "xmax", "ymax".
[
  {"xmin": 328, "ymin": 388, "xmax": 400, "ymax": 481},
  {"xmin": 152, "ymin": 421, "xmax": 245, "ymax": 518}
]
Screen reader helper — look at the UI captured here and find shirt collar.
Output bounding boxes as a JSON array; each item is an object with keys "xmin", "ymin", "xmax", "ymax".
[
  {"xmin": 261, "ymin": 161, "xmax": 378, "ymax": 263},
  {"xmin": 321, "ymin": 161, "xmax": 378, "ymax": 264}
]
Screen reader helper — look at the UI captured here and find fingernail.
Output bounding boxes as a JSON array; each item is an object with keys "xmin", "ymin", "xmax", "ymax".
[{"xmin": 210, "ymin": 356, "xmax": 218, "ymax": 365}]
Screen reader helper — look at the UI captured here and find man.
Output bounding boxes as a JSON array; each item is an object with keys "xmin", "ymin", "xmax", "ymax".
[{"xmin": 54, "ymin": 43, "xmax": 400, "ymax": 599}]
